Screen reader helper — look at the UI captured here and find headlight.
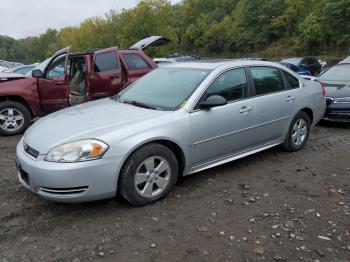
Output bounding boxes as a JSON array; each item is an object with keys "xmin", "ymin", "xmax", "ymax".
[{"xmin": 45, "ymin": 139, "xmax": 109, "ymax": 163}]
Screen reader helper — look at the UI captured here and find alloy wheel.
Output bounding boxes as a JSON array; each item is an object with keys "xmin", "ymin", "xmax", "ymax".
[
  {"xmin": 292, "ymin": 118, "xmax": 307, "ymax": 146},
  {"xmin": 134, "ymin": 156, "xmax": 171, "ymax": 198},
  {"xmin": 0, "ymin": 108, "xmax": 25, "ymax": 132}
]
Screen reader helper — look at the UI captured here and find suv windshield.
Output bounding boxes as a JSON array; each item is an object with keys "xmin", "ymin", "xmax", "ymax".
[
  {"xmin": 319, "ymin": 65, "xmax": 350, "ymax": 81},
  {"xmin": 25, "ymin": 58, "xmax": 51, "ymax": 76},
  {"xmin": 116, "ymin": 67, "xmax": 211, "ymax": 110}
]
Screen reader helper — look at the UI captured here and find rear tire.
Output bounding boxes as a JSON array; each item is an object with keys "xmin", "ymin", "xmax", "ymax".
[
  {"xmin": 0, "ymin": 101, "xmax": 31, "ymax": 136},
  {"xmin": 281, "ymin": 111, "xmax": 311, "ymax": 152},
  {"xmin": 119, "ymin": 143, "xmax": 178, "ymax": 206}
]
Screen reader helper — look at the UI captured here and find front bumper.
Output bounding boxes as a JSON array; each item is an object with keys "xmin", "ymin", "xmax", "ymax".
[
  {"xmin": 323, "ymin": 103, "xmax": 350, "ymax": 122},
  {"xmin": 16, "ymin": 139, "xmax": 122, "ymax": 203}
]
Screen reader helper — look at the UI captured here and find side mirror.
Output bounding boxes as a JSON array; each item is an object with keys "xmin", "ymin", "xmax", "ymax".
[
  {"xmin": 300, "ymin": 63, "xmax": 307, "ymax": 68},
  {"xmin": 199, "ymin": 95, "xmax": 227, "ymax": 109},
  {"xmin": 32, "ymin": 69, "xmax": 44, "ymax": 78}
]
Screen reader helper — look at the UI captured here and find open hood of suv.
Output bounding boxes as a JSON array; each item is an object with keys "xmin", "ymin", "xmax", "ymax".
[{"xmin": 130, "ymin": 36, "xmax": 171, "ymax": 50}]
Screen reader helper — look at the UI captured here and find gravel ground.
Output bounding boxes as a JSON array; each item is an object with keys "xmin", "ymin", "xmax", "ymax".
[{"xmin": 0, "ymin": 121, "xmax": 349, "ymax": 262}]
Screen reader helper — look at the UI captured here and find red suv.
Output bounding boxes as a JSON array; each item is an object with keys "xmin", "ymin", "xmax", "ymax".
[{"xmin": 0, "ymin": 36, "xmax": 170, "ymax": 135}]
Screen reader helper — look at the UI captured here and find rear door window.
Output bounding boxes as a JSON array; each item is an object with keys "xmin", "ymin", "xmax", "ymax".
[
  {"xmin": 250, "ymin": 67, "xmax": 286, "ymax": 95},
  {"xmin": 94, "ymin": 51, "xmax": 118, "ymax": 72},
  {"xmin": 123, "ymin": 54, "xmax": 151, "ymax": 70}
]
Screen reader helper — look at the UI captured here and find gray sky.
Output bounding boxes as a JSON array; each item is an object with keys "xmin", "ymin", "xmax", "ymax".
[{"xmin": 0, "ymin": 0, "xmax": 181, "ymax": 39}]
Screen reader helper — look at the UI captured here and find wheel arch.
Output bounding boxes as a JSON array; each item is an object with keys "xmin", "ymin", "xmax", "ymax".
[
  {"xmin": 0, "ymin": 95, "xmax": 34, "ymax": 117},
  {"xmin": 300, "ymin": 107, "xmax": 313, "ymax": 124},
  {"xmin": 117, "ymin": 138, "xmax": 187, "ymax": 184}
]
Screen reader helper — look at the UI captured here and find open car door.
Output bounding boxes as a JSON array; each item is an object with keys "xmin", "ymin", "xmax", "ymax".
[
  {"xmin": 130, "ymin": 36, "xmax": 171, "ymax": 50},
  {"xmin": 37, "ymin": 47, "xmax": 71, "ymax": 113},
  {"xmin": 89, "ymin": 47, "xmax": 123, "ymax": 99}
]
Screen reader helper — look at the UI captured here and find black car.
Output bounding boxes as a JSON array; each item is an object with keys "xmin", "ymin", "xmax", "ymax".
[
  {"xmin": 281, "ymin": 57, "xmax": 321, "ymax": 76},
  {"xmin": 318, "ymin": 64, "xmax": 350, "ymax": 122}
]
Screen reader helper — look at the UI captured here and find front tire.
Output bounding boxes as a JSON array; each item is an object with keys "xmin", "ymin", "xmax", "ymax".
[
  {"xmin": 0, "ymin": 101, "xmax": 31, "ymax": 136},
  {"xmin": 281, "ymin": 111, "xmax": 311, "ymax": 152},
  {"xmin": 119, "ymin": 143, "xmax": 178, "ymax": 206}
]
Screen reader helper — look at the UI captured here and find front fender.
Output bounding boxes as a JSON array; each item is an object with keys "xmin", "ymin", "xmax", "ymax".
[
  {"xmin": 0, "ymin": 78, "xmax": 42, "ymax": 115},
  {"xmin": 101, "ymin": 111, "xmax": 192, "ymax": 185}
]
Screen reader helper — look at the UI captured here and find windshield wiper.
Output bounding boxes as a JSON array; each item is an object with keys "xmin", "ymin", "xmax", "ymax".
[{"xmin": 122, "ymin": 100, "xmax": 157, "ymax": 110}]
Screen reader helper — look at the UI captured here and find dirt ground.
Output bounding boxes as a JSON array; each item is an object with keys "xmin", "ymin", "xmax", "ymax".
[{"xmin": 0, "ymin": 121, "xmax": 349, "ymax": 262}]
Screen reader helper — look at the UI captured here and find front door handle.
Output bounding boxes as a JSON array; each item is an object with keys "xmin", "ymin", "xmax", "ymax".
[
  {"xmin": 286, "ymin": 95, "xmax": 296, "ymax": 101},
  {"xmin": 110, "ymin": 75, "xmax": 120, "ymax": 79},
  {"xmin": 240, "ymin": 106, "xmax": 252, "ymax": 113}
]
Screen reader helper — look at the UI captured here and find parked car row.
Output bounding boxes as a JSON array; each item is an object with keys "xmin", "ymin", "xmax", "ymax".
[
  {"xmin": 0, "ymin": 59, "xmax": 36, "ymax": 75},
  {"xmin": 3, "ymin": 39, "xmax": 348, "ymax": 206},
  {"xmin": 154, "ymin": 54, "xmax": 200, "ymax": 67},
  {"xmin": 280, "ymin": 57, "xmax": 322, "ymax": 76}
]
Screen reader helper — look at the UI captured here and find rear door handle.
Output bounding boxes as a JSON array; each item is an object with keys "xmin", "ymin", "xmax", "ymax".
[
  {"xmin": 110, "ymin": 75, "xmax": 120, "ymax": 79},
  {"xmin": 286, "ymin": 96, "xmax": 296, "ymax": 101},
  {"xmin": 240, "ymin": 106, "xmax": 252, "ymax": 113}
]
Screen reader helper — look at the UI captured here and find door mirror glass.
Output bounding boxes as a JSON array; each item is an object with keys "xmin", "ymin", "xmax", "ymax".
[
  {"xmin": 199, "ymin": 95, "xmax": 227, "ymax": 109},
  {"xmin": 32, "ymin": 69, "xmax": 44, "ymax": 78}
]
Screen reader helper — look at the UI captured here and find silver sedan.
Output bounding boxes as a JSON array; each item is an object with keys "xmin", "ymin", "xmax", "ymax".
[{"xmin": 16, "ymin": 61, "xmax": 326, "ymax": 206}]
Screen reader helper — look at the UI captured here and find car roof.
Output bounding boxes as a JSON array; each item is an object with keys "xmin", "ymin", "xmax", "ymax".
[
  {"xmin": 70, "ymin": 49, "xmax": 143, "ymax": 56},
  {"xmin": 165, "ymin": 60, "xmax": 283, "ymax": 70}
]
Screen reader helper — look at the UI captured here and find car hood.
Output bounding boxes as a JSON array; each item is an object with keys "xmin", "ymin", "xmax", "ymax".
[
  {"xmin": 321, "ymin": 80, "xmax": 350, "ymax": 97},
  {"xmin": 0, "ymin": 73, "xmax": 28, "ymax": 82},
  {"xmin": 24, "ymin": 98, "xmax": 172, "ymax": 154}
]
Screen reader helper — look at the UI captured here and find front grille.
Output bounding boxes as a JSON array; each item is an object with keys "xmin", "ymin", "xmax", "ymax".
[
  {"xmin": 334, "ymin": 97, "xmax": 350, "ymax": 103},
  {"xmin": 40, "ymin": 186, "xmax": 89, "ymax": 195},
  {"xmin": 24, "ymin": 143, "xmax": 40, "ymax": 158}
]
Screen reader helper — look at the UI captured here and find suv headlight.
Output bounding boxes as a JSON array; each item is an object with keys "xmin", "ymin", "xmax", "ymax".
[{"xmin": 45, "ymin": 139, "xmax": 109, "ymax": 163}]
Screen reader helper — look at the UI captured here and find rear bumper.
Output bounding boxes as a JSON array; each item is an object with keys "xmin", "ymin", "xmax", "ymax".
[{"xmin": 16, "ymin": 138, "xmax": 122, "ymax": 203}]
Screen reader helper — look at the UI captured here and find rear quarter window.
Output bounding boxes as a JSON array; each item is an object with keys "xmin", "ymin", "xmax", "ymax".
[{"xmin": 284, "ymin": 72, "xmax": 300, "ymax": 89}]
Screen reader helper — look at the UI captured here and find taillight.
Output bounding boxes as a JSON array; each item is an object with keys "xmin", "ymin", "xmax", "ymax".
[{"xmin": 320, "ymin": 81, "xmax": 326, "ymax": 97}]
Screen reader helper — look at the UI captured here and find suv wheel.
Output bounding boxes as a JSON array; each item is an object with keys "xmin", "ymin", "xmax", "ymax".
[
  {"xmin": 119, "ymin": 143, "xmax": 178, "ymax": 206},
  {"xmin": 0, "ymin": 101, "xmax": 31, "ymax": 136},
  {"xmin": 281, "ymin": 111, "xmax": 311, "ymax": 152}
]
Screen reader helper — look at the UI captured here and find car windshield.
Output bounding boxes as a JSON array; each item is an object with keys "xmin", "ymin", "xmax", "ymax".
[
  {"xmin": 339, "ymin": 56, "xmax": 350, "ymax": 64},
  {"xmin": 319, "ymin": 66, "xmax": 350, "ymax": 81},
  {"xmin": 116, "ymin": 67, "xmax": 211, "ymax": 111},
  {"xmin": 25, "ymin": 58, "xmax": 50, "ymax": 76}
]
